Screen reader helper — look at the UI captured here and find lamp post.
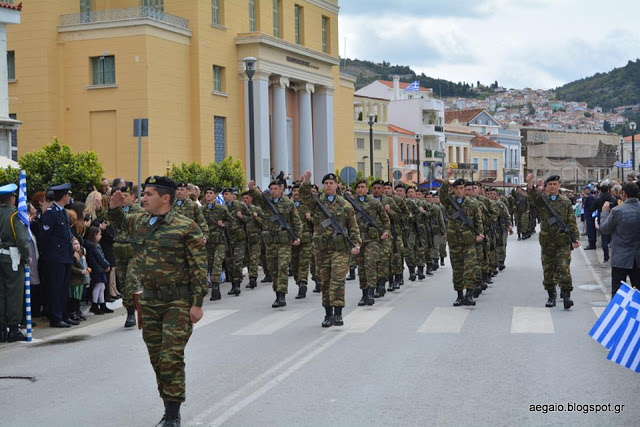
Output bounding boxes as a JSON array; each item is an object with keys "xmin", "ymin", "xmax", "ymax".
[
  {"xmin": 244, "ymin": 57, "xmax": 256, "ymax": 181},
  {"xmin": 620, "ymin": 137, "xmax": 624, "ymax": 179},
  {"xmin": 367, "ymin": 113, "xmax": 375, "ymax": 178},
  {"xmin": 387, "ymin": 158, "xmax": 390, "ymax": 182},
  {"xmin": 415, "ymin": 134, "xmax": 422, "ymax": 186},
  {"xmin": 630, "ymin": 121, "xmax": 637, "ymax": 173}
]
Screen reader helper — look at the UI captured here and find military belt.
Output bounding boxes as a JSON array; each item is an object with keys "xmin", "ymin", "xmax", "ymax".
[
  {"xmin": 0, "ymin": 248, "xmax": 10, "ymax": 256},
  {"xmin": 142, "ymin": 286, "xmax": 190, "ymax": 302}
]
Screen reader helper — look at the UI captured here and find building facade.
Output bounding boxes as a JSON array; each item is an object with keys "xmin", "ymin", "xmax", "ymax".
[
  {"xmin": 353, "ymin": 94, "xmax": 390, "ymax": 179},
  {"xmin": 470, "ymin": 134, "xmax": 505, "ymax": 182},
  {"xmin": 8, "ymin": 0, "xmax": 349, "ymax": 187},
  {"xmin": 0, "ymin": 1, "xmax": 20, "ymax": 162},
  {"xmin": 387, "ymin": 124, "xmax": 419, "ymax": 185}
]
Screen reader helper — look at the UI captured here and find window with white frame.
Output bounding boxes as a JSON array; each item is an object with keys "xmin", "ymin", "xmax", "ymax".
[
  {"xmin": 357, "ymin": 162, "xmax": 365, "ymax": 174},
  {"xmin": 400, "ymin": 143, "xmax": 404, "ymax": 161},
  {"xmin": 273, "ymin": 0, "xmax": 281, "ymax": 37},
  {"xmin": 374, "ymin": 163, "xmax": 382, "ymax": 178},
  {"xmin": 356, "ymin": 138, "xmax": 365, "ymax": 149},
  {"xmin": 493, "ymin": 158, "xmax": 498, "ymax": 171},
  {"xmin": 91, "ymin": 55, "xmax": 115, "ymax": 85},
  {"xmin": 294, "ymin": 5, "xmax": 303, "ymax": 44},
  {"xmin": 212, "ymin": 0, "xmax": 223, "ymax": 25},
  {"xmin": 214, "ymin": 116, "xmax": 226, "ymax": 163},
  {"xmin": 213, "ymin": 65, "xmax": 225, "ymax": 93},
  {"xmin": 9, "ymin": 113, "xmax": 17, "ymax": 162},
  {"xmin": 322, "ymin": 16, "xmax": 329, "ymax": 53},
  {"xmin": 374, "ymin": 139, "xmax": 381, "ymax": 150},
  {"xmin": 249, "ymin": 0, "xmax": 257, "ymax": 31},
  {"xmin": 7, "ymin": 51, "xmax": 15, "ymax": 81}
]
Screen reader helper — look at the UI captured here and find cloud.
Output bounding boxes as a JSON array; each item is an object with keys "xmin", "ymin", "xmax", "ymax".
[{"xmin": 339, "ymin": 0, "xmax": 493, "ymax": 18}]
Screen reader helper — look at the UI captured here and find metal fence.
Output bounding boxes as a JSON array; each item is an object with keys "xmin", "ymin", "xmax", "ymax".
[{"xmin": 59, "ymin": 6, "xmax": 189, "ymax": 30}]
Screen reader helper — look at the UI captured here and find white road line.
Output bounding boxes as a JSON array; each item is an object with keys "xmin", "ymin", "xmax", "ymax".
[
  {"xmin": 592, "ymin": 307, "xmax": 606, "ymax": 318},
  {"xmin": 342, "ymin": 307, "xmax": 393, "ymax": 333},
  {"xmin": 232, "ymin": 308, "xmax": 315, "ymax": 335},
  {"xmin": 418, "ymin": 307, "xmax": 470, "ymax": 333},
  {"xmin": 511, "ymin": 307, "xmax": 555, "ymax": 334},
  {"xmin": 578, "ymin": 245, "xmax": 610, "ymax": 301},
  {"xmin": 194, "ymin": 310, "xmax": 238, "ymax": 331}
]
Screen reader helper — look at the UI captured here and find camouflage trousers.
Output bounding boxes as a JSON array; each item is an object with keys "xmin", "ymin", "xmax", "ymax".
[
  {"xmin": 496, "ymin": 231, "xmax": 508, "ymax": 264},
  {"xmin": 291, "ymin": 240, "xmax": 312, "ymax": 284},
  {"xmin": 115, "ymin": 257, "xmax": 138, "ymax": 310},
  {"xmin": 433, "ymin": 234, "xmax": 446, "ymax": 259},
  {"xmin": 516, "ymin": 212, "xmax": 529, "ymax": 235},
  {"xmin": 450, "ymin": 243, "xmax": 477, "ymax": 291},
  {"xmin": 310, "ymin": 253, "xmax": 318, "ymax": 281},
  {"xmin": 405, "ymin": 229, "xmax": 425, "ymax": 268},
  {"xmin": 227, "ymin": 241, "xmax": 246, "ymax": 282},
  {"xmin": 377, "ymin": 238, "xmax": 392, "ymax": 280},
  {"xmin": 356, "ymin": 240, "xmax": 381, "ymax": 290},
  {"xmin": 266, "ymin": 243, "xmax": 292, "ymax": 294},
  {"xmin": 541, "ymin": 244, "xmax": 573, "ymax": 291},
  {"xmin": 260, "ymin": 239, "xmax": 269, "ymax": 275},
  {"xmin": 245, "ymin": 237, "xmax": 261, "ymax": 279},
  {"xmin": 390, "ymin": 234, "xmax": 405, "ymax": 275},
  {"xmin": 314, "ymin": 249, "xmax": 349, "ymax": 308},
  {"xmin": 141, "ymin": 299, "xmax": 193, "ymax": 403},
  {"xmin": 475, "ymin": 243, "xmax": 486, "ymax": 281},
  {"xmin": 206, "ymin": 242, "xmax": 226, "ymax": 285}
]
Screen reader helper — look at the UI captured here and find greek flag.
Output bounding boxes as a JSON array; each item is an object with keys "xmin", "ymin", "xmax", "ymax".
[
  {"xmin": 17, "ymin": 170, "xmax": 30, "ymax": 232},
  {"xmin": 607, "ymin": 287, "xmax": 640, "ymax": 373},
  {"xmin": 589, "ymin": 283, "xmax": 636, "ymax": 349},
  {"xmin": 404, "ymin": 81, "xmax": 420, "ymax": 92},
  {"xmin": 614, "ymin": 160, "xmax": 633, "ymax": 169},
  {"xmin": 214, "ymin": 192, "xmax": 225, "ymax": 205}
]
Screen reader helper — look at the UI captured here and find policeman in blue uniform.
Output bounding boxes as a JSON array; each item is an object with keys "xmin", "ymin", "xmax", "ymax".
[{"xmin": 40, "ymin": 183, "xmax": 77, "ymax": 328}]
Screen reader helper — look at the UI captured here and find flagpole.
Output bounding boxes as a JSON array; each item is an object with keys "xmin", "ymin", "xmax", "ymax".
[
  {"xmin": 19, "ymin": 170, "xmax": 32, "ymax": 342},
  {"xmin": 24, "ymin": 266, "xmax": 32, "ymax": 342}
]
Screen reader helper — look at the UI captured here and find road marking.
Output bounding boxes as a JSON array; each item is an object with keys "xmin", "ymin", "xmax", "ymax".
[
  {"xmin": 511, "ymin": 307, "xmax": 555, "ymax": 334},
  {"xmin": 194, "ymin": 310, "xmax": 238, "ymax": 331},
  {"xmin": 232, "ymin": 308, "xmax": 314, "ymax": 335},
  {"xmin": 592, "ymin": 307, "xmax": 605, "ymax": 318},
  {"xmin": 578, "ymin": 244, "xmax": 610, "ymax": 301},
  {"xmin": 343, "ymin": 307, "xmax": 393, "ymax": 333},
  {"xmin": 418, "ymin": 307, "xmax": 470, "ymax": 333}
]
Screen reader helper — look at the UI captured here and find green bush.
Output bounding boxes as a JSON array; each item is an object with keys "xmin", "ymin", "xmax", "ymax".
[{"xmin": 169, "ymin": 157, "xmax": 246, "ymax": 191}]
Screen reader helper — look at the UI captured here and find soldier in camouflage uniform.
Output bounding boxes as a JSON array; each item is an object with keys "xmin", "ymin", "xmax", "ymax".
[
  {"xmin": 111, "ymin": 184, "xmax": 145, "ymax": 328},
  {"xmin": 487, "ymin": 188, "xmax": 513, "ymax": 271},
  {"xmin": 433, "ymin": 193, "xmax": 448, "ymax": 266},
  {"xmin": 426, "ymin": 192, "xmax": 446, "ymax": 272},
  {"xmin": 415, "ymin": 190, "xmax": 436, "ymax": 277},
  {"xmin": 385, "ymin": 182, "xmax": 407, "ymax": 290},
  {"xmin": 241, "ymin": 191, "xmax": 264, "ymax": 290},
  {"xmin": 370, "ymin": 180, "xmax": 398, "ymax": 292},
  {"xmin": 290, "ymin": 184, "xmax": 314, "ymax": 299},
  {"xmin": 201, "ymin": 188, "xmax": 231, "ymax": 301},
  {"xmin": 300, "ymin": 171, "xmax": 361, "ymax": 328},
  {"xmin": 108, "ymin": 176, "xmax": 208, "ymax": 427},
  {"xmin": 348, "ymin": 180, "xmax": 390, "ymax": 305},
  {"xmin": 248, "ymin": 181, "xmax": 302, "ymax": 308},
  {"xmin": 440, "ymin": 169, "xmax": 484, "ymax": 306},
  {"xmin": 222, "ymin": 188, "xmax": 250, "ymax": 296},
  {"xmin": 173, "ymin": 182, "xmax": 209, "ymax": 237},
  {"xmin": 526, "ymin": 174, "xmax": 580, "ymax": 309},
  {"xmin": 513, "ymin": 187, "xmax": 530, "ymax": 240},
  {"xmin": 405, "ymin": 187, "xmax": 427, "ymax": 280}
]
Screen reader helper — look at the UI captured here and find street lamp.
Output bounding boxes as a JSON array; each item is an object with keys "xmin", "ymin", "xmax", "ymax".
[
  {"xmin": 367, "ymin": 113, "xmax": 375, "ymax": 178},
  {"xmin": 387, "ymin": 158, "xmax": 390, "ymax": 182},
  {"xmin": 620, "ymin": 137, "xmax": 624, "ymax": 180},
  {"xmin": 244, "ymin": 57, "xmax": 257, "ymax": 181},
  {"xmin": 630, "ymin": 121, "xmax": 637, "ymax": 172},
  {"xmin": 415, "ymin": 134, "xmax": 422, "ymax": 186}
]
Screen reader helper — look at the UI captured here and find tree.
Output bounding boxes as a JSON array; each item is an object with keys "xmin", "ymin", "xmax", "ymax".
[{"xmin": 169, "ymin": 157, "xmax": 246, "ymax": 191}]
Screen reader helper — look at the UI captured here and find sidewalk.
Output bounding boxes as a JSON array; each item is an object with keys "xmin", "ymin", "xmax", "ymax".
[{"xmin": 577, "ymin": 229, "xmax": 613, "ymax": 296}]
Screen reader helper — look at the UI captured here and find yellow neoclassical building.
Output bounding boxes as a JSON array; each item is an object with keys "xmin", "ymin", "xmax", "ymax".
[{"xmin": 8, "ymin": 0, "xmax": 353, "ymax": 187}]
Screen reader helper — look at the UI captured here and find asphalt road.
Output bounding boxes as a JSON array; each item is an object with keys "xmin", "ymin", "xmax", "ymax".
[{"xmin": 1, "ymin": 231, "xmax": 638, "ymax": 427}]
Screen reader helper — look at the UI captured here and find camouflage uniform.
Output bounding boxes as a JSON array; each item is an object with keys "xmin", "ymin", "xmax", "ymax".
[
  {"xmin": 390, "ymin": 195, "xmax": 408, "ymax": 281},
  {"xmin": 373, "ymin": 194, "xmax": 397, "ymax": 287},
  {"xmin": 245, "ymin": 204, "xmax": 264, "ymax": 281},
  {"xmin": 108, "ymin": 207, "xmax": 208, "ymax": 403},
  {"xmin": 224, "ymin": 200, "xmax": 251, "ymax": 286},
  {"xmin": 172, "ymin": 197, "xmax": 209, "ymax": 236},
  {"xmin": 495, "ymin": 198, "xmax": 512, "ymax": 268},
  {"xmin": 418, "ymin": 199, "xmax": 438, "ymax": 272},
  {"xmin": 291, "ymin": 199, "xmax": 314, "ymax": 285},
  {"xmin": 249, "ymin": 190, "xmax": 302, "ymax": 296},
  {"xmin": 300, "ymin": 183, "xmax": 361, "ymax": 309},
  {"xmin": 112, "ymin": 203, "xmax": 144, "ymax": 310},
  {"xmin": 433, "ymin": 203, "xmax": 448, "ymax": 262},
  {"xmin": 513, "ymin": 191, "xmax": 530, "ymax": 238},
  {"xmin": 201, "ymin": 202, "xmax": 231, "ymax": 299},
  {"xmin": 404, "ymin": 198, "xmax": 426, "ymax": 277}
]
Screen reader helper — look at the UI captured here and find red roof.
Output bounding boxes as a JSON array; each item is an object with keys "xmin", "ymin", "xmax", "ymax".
[
  {"xmin": 377, "ymin": 80, "xmax": 430, "ymax": 92},
  {"xmin": 388, "ymin": 124, "xmax": 414, "ymax": 135},
  {"xmin": 0, "ymin": 2, "xmax": 22, "ymax": 11},
  {"xmin": 471, "ymin": 134, "xmax": 506, "ymax": 150},
  {"xmin": 445, "ymin": 108, "xmax": 484, "ymax": 124},
  {"xmin": 623, "ymin": 134, "xmax": 638, "ymax": 143}
]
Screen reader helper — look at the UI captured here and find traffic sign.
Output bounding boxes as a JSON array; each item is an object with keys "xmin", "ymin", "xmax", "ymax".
[
  {"xmin": 392, "ymin": 170, "xmax": 402, "ymax": 180},
  {"xmin": 340, "ymin": 166, "xmax": 357, "ymax": 186}
]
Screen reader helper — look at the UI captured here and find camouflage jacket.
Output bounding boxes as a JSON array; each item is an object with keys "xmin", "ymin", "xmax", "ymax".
[
  {"xmin": 113, "ymin": 203, "xmax": 144, "ymax": 244},
  {"xmin": 299, "ymin": 182, "xmax": 362, "ymax": 251},
  {"xmin": 172, "ymin": 197, "xmax": 209, "ymax": 235},
  {"xmin": 513, "ymin": 192, "xmax": 530, "ymax": 214},
  {"xmin": 249, "ymin": 189, "xmax": 302, "ymax": 244},
  {"xmin": 108, "ymin": 208, "xmax": 208, "ymax": 307},
  {"xmin": 528, "ymin": 188, "xmax": 578, "ymax": 246},
  {"xmin": 348, "ymin": 194, "xmax": 390, "ymax": 243},
  {"xmin": 201, "ymin": 202, "xmax": 232, "ymax": 245},
  {"xmin": 293, "ymin": 199, "xmax": 314, "ymax": 240},
  {"xmin": 245, "ymin": 205, "xmax": 265, "ymax": 236},
  {"xmin": 224, "ymin": 200, "xmax": 251, "ymax": 241},
  {"xmin": 495, "ymin": 199, "xmax": 512, "ymax": 232},
  {"xmin": 430, "ymin": 202, "xmax": 447, "ymax": 235},
  {"xmin": 0, "ymin": 204, "xmax": 29, "ymax": 263},
  {"xmin": 439, "ymin": 181, "xmax": 484, "ymax": 245},
  {"xmin": 374, "ymin": 194, "xmax": 401, "ymax": 239}
]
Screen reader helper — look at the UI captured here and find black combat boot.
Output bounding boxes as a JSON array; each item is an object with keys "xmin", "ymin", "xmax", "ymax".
[
  {"xmin": 463, "ymin": 289, "xmax": 476, "ymax": 306},
  {"xmin": 321, "ymin": 306, "xmax": 333, "ymax": 328},
  {"xmin": 124, "ymin": 307, "xmax": 136, "ymax": 328},
  {"xmin": 346, "ymin": 266, "xmax": 356, "ymax": 281},
  {"xmin": 473, "ymin": 282, "xmax": 482, "ymax": 298},
  {"xmin": 295, "ymin": 282, "xmax": 307, "ymax": 299},
  {"xmin": 498, "ymin": 264, "xmax": 506, "ymax": 271},
  {"xmin": 517, "ymin": 233, "xmax": 522, "ymax": 241},
  {"xmin": 432, "ymin": 259, "xmax": 439, "ymax": 271},
  {"xmin": 562, "ymin": 289, "xmax": 574, "ymax": 310},
  {"xmin": 492, "ymin": 268, "xmax": 499, "ymax": 276},
  {"xmin": 333, "ymin": 307, "xmax": 344, "ymax": 326},
  {"xmin": 272, "ymin": 292, "xmax": 286, "ymax": 308},
  {"xmin": 545, "ymin": 289, "xmax": 556, "ymax": 308},
  {"xmin": 387, "ymin": 275, "xmax": 395, "ymax": 292},
  {"xmin": 232, "ymin": 281, "xmax": 241, "ymax": 296},
  {"xmin": 7, "ymin": 325, "xmax": 27, "ymax": 343},
  {"xmin": 261, "ymin": 274, "xmax": 272, "ymax": 283},
  {"xmin": 408, "ymin": 266, "xmax": 417, "ymax": 281},
  {"xmin": 157, "ymin": 400, "xmax": 181, "ymax": 427},
  {"xmin": 440, "ymin": 257, "xmax": 445, "ymax": 267},
  {"xmin": 358, "ymin": 289, "xmax": 368, "ymax": 306},
  {"xmin": 99, "ymin": 303, "xmax": 114, "ymax": 314},
  {"xmin": 453, "ymin": 290, "xmax": 464, "ymax": 307},
  {"xmin": 394, "ymin": 274, "xmax": 402, "ymax": 290},
  {"xmin": 90, "ymin": 303, "xmax": 104, "ymax": 315},
  {"xmin": 246, "ymin": 277, "xmax": 257, "ymax": 289},
  {"xmin": 374, "ymin": 279, "xmax": 386, "ymax": 298},
  {"xmin": 417, "ymin": 266, "xmax": 425, "ymax": 280},
  {"xmin": 210, "ymin": 283, "xmax": 221, "ymax": 301},
  {"xmin": 0, "ymin": 324, "xmax": 7, "ymax": 343},
  {"xmin": 484, "ymin": 273, "xmax": 493, "ymax": 285},
  {"xmin": 425, "ymin": 263, "xmax": 434, "ymax": 276},
  {"xmin": 313, "ymin": 280, "xmax": 321, "ymax": 293}
]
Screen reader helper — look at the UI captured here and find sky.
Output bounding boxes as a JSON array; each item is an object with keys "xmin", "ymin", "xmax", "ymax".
[{"xmin": 338, "ymin": 0, "xmax": 640, "ymax": 90}]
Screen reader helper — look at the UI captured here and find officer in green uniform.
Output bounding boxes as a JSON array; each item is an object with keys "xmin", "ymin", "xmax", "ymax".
[
  {"xmin": 465, "ymin": 182, "xmax": 488, "ymax": 296},
  {"xmin": 290, "ymin": 184, "xmax": 315, "ymax": 299},
  {"xmin": 370, "ymin": 180, "xmax": 397, "ymax": 293},
  {"xmin": 0, "ymin": 184, "xmax": 29, "ymax": 343},
  {"xmin": 487, "ymin": 187, "xmax": 513, "ymax": 271},
  {"xmin": 416, "ymin": 190, "xmax": 436, "ymax": 276},
  {"xmin": 433, "ymin": 193, "xmax": 448, "ymax": 267},
  {"xmin": 513, "ymin": 187, "xmax": 530, "ymax": 240},
  {"xmin": 405, "ymin": 187, "xmax": 426, "ymax": 280},
  {"xmin": 201, "ymin": 188, "xmax": 231, "ymax": 301},
  {"xmin": 172, "ymin": 182, "xmax": 209, "ymax": 237},
  {"xmin": 426, "ymin": 191, "xmax": 446, "ymax": 271},
  {"xmin": 112, "ymin": 184, "xmax": 145, "ymax": 328},
  {"xmin": 109, "ymin": 176, "xmax": 208, "ymax": 427},
  {"xmin": 526, "ymin": 174, "xmax": 580, "ymax": 309},
  {"xmin": 385, "ymin": 182, "xmax": 408, "ymax": 290},
  {"xmin": 241, "ymin": 191, "xmax": 264, "ymax": 289},
  {"xmin": 248, "ymin": 181, "xmax": 302, "ymax": 308},
  {"xmin": 300, "ymin": 171, "xmax": 361, "ymax": 327},
  {"xmin": 440, "ymin": 169, "xmax": 484, "ymax": 306},
  {"xmin": 222, "ymin": 188, "xmax": 250, "ymax": 295}
]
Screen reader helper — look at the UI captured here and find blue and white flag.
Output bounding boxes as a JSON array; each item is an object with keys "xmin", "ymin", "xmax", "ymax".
[
  {"xmin": 607, "ymin": 288, "xmax": 640, "ymax": 373},
  {"xmin": 589, "ymin": 283, "xmax": 637, "ymax": 349},
  {"xmin": 404, "ymin": 81, "xmax": 420, "ymax": 92},
  {"xmin": 214, "ymin": 192, "xmax": 225, "ymax": 205},
  {"xmin": 17, "ymin": 170, "xmax": 30, "ymax": 233},
  {"xmin": 614, "ymin": 160, "xmax": 633, "ymax": 169}
]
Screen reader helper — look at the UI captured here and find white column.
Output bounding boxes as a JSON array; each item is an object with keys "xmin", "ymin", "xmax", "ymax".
[
  {"xmin": 392, "ymin": 135, "xmax": 399, "ymax": 169},
  {"xmin": 244, "ymin": 71, "xmax": 272, "ymax": 189},
  {"xmin": 0, "ymin": 24, "xmax": 7, "ymax": 119},
  {"xmin": 270, "ymin": 77, "xmax": 290, "ymax": 180},
  {"xmin": 313, "ymin": 86, "xmax": 335, "ymax": 183},
  {"xmin": 297, "ymin": 83, "xmax": 314, "ymax": 177}
]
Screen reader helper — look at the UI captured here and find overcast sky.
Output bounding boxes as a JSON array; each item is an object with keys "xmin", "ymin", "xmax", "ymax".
[{"xmin": 338, "ymin": 0, "xmax": 640, "ymax": 90}]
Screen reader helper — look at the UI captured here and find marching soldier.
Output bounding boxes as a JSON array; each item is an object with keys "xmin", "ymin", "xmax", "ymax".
[
  {"xmin": 290, "ymin": 184, "xmax": 314, "ymax": 299},
  {"xmin": 201, "ymin": 188, "xmax": 231, "ymax": 301},
  {"xmin": 487, "ymin": 188, "xmax": 513, "ymax": 271},
  {"xmin": 405, "ymin": 187, "xmax": 426, "ymax": 280},
  {"xmin": 299, "ymin": 171, "xmax": 361, "ymax": 327},
  {"xmin": 0, "ymin": 183, "xmax": 29, "ymax": 342},
  {"xmin": 370, "ymin": 180, "xmax": 397, "ymax": 293},
  {"xmin": 440, "ymin": 169, "xmax": 484, "ymax": 306},
  {"xmin": 426, "ymin": 191, "xmax": 446, "ymax": 272},
  {"xmin": 173, "ymin": 183, "xmax": 209, "ymax": 237},
  {"xmin": 417, "ymin": 190, "xmax": 437, "ymax": 276},
  {"xmin": 221, "ymin": 188, "xmax": 250, "ymax": 295},
  {"xmin": 526, "ymin": 174, "xmax": 580, "ymax": 309},
  {"xmin": 248, "ymin": 181, "xmax": 302, "ymax": 308},
  {"xmin": 109, "ymin": 176, "xmax": 208, "ymax": 426},
  {"xmin": 112, "ymin": 184, "xmax": 145, "ymax": 328},
  {"xmin": 432, "ymin": 193, "xmax": 448, "ymax": 267},
  {"xmin": 385, "ymin": 182, "xmax": 408, "ymax": 290},
  {"xmin": 513, "ymin": 187, "xmax": 530, "ymax": 240},
  {"xmin": 241, "ymin": 191, "xmax": 264, "ymax": 290}
]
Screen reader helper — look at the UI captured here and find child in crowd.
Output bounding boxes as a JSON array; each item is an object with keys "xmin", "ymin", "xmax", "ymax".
[
  {"xmin": 84, "ymin": 226, "xmax": 113, "ymax": 315},
  {"xmin": 70, "ymin": 237, "xmax": 89, "ymax": 321}
]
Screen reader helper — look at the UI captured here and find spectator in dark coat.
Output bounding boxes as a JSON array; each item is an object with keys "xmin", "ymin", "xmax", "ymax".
[
  {"xmin": 594, "ymin": 184, "xmax": 618, "ymax": 262},
  {"xmin": 84, "ymin": 226, "xmax": 113, "ymax": 315},
  {"xmin": 583, "ymin": 186, "xmax": 597, "ymax": 249}
]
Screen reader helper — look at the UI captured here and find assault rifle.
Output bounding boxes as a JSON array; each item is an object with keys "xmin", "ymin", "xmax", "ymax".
[
  {"xmin": 539, "ymin": 194, "xmax": 576, "ymax": 250},
  {"xmin": 343, "ymin": 193, "xmax": 382, "ymax": 233},
  {"xmin": 312, "ymin": 193, "xmax": 356, "ymax": 248},
  {"xmin": 262, "ymin": 194, "xmax": 298, "ymax": 242},
  {"xmin": 448, "ymin": 196, "xmax": 480, "ymax": 236}
]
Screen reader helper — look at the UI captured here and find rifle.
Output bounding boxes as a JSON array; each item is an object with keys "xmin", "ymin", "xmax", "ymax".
[
  {"xmin": 223, "ymin": 226, "xmax": 234, "ymax": 259},
  {"xmin": 262, "ymin": 193, "xmax": 298, "ymax": 242},
  {"xmin": 448, "ymin": 195, "xmax": 480, "ymax": 236},
  {"xmin": 343, "ymin": 193, "xmax": 382, "ymax": 233},
  {"xmin": 421, "ymin": 208, "xmax": 435, "ymax": 248},
  {"xmin": 539, "ymin": 194, "xmax": 576, "ymax": 250},
  {"xmin": 312, "ymin": 193, "xmax": 356, "ymax": 248},
  {"xmin": 390, "ymin": 221, "xmax": 398, "ymax": 254}
]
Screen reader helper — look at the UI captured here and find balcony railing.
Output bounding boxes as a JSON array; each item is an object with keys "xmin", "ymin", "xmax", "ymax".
[
  {"xmin": 404, "ymin": 159, "xmax": 420, "ymax": 165},
  {"xmin": 456, "ymin": 163, "xmax": 478, "ymax": 171},
  {"xmin": 59, "ymin": 6, "xmax": 189, "ymax": 31},
  {"xmin": 479, "ymin": 170, "xmax": 498, "ymax": 181}
]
